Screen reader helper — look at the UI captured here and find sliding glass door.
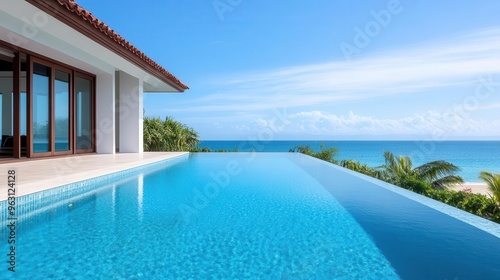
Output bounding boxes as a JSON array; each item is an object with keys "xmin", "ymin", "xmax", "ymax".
[
  {"xmin": 54, "ymin": 69, "xmax": 70, "ymax": 152},
  {"xmin": 0, "ymin": 47, "xmax": 28, "ymax": 159},
  {"xmin": 1, "ymin": 42, "xmax": 95, "ymax": 159},
  {"xmin": 0, "ymin": 48, "xmax": 14, "ymax": 158},
  {"xmin": 30, "ymin": 58, "xmax": 91, "ymax": 157},
  {"xmin": 75, "ymin": 75, "xmax": 94, "ymax": 152},
  {"xmin": 32, "ymin": 62, "xmax": 51, "ymax": 154}
]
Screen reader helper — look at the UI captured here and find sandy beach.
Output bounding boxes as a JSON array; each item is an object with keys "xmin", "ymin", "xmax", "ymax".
[{"xmin": 447, "ymin": 182, "xmax": 492, "ymax": 196}]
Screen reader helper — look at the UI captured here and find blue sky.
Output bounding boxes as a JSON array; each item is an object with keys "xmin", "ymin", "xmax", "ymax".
[{"xmin": 77, "ymin": 0, "xmax": 500, "ymax": 140}]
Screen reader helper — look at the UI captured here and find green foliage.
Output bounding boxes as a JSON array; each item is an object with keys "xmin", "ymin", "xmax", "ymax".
[
  {"xmin": 289, "ymin": 144, "xmax": 338, "ymax": 164},
  {"xmin": 424, "ymin": 189, "xmax": 500, "ymax": 222},
  {"xmin": 289, "ymin": 145, "xmax": 314, "ymax": 156},
  {"xmin": 399, "ymin": 176, "xmax": 432, "ymax": 193},
  {"xmin": 144, "ymin": 117, "xmax": 165, "ymax": 151},
  {"xmin": 381, "ymin": 151, "xmax": 415, "ymax": 184},
  {"xmin": 143, "ymin": 116, "xmax": 199, "ymax": 152},
  {"xmin": 415, "ymin": 160, "xmax": 464, "ymax": 189},
  {"xmin": 190, "ymin": 146, "xmax": 238, "ymax": 153},
  {"xmin": 381, "ymin": 151, "xmax": 464, "ymax": 189},
  {"xmin": 374, "ymin": 151, "xmax": 500, "ymax": 222},
  {"xmin": 337, "ymin": 159, "xmax": 385, "ymax": 180},
  {"xmin": 479, "ymin": 171, "xmax": 500, "ymax": 204}
]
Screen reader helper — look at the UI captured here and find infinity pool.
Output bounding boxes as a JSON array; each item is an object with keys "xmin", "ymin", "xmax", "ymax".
[{"xmin": 1, "ymin": 153, "xmax": 499, "ymax": 279}]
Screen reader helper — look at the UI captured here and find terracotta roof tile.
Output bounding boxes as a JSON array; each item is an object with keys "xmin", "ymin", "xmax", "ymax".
[{"xmin": 55, "ymin": 0, "xmax": 189, "ymax": 90}]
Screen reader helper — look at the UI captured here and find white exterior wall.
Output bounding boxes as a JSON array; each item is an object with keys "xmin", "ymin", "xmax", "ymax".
[
  {"xmin": 96, "ymin": 71, "xmax": 115, "ymax": 154},
  {"xmin": 117, "ymin": 71, "xmax": 143, "ymax": 153}
]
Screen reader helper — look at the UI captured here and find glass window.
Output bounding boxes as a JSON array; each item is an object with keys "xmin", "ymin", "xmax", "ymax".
[
  {"xmin": 75, "ymin": 76, "xmax": 92, "ymax": 150},
  {"xmin": 0, "ymin": 53, "xmax": 14, "ymax": 157},
  {"xmin": 20, "ymin": 54, "xmax": 27, "ymax": 156},
  {"xmin": 54, "ymin": 70, "xmax": 70, "ymax": 151},
  {"xmin": 21, "ymin": 92, "xmax": 26, "ymax": 135},
  {"xmin": 32, "ymin": 63, "xmax": 50, "ymax": 153},
  {"xmin": 0, "ymin": 94, "xmax": 2, "ymax": 137}
]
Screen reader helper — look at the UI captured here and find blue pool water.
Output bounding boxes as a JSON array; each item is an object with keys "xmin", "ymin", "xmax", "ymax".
[
  {"xmin": 1, "ymin": 153, "xmax": 500, "ymax": 279},
  {"xmin": 199, "ymin": 140, "xmax": 500, "ymax": 182}
]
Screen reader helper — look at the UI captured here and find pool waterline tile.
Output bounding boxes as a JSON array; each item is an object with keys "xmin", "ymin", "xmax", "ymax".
[
  {"xmin": 0, "ymin": 152, "xmax": 188, "ymax": 201},
  {"xmin": 0, "ymin": 153, "xmax": 189, "ymax": 232}
]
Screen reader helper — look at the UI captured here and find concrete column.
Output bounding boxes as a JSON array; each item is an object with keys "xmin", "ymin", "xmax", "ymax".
[
  {"xmin": 95, "ymin": 71, "xmax": 115, "ymax": 154},
  {"xmin": 117, "ymin": 71, "xmax": 143, "ymax": 153}
]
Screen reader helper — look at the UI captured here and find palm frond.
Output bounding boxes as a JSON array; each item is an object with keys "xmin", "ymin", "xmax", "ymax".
[
  {"xmin": 415, "ymin": 160, "xmax": 463, "ymax": 189},
  {"xmin": 431, "ymin": 175, "xmax": 464, "ymax": 189},
  {"xmin": 382, "ymin": 151, "xmax": 416, "ymax": 184},
  {"xmin": 143, "ymin": 116, "xmax": 199, "ymax": 152},
  {"xmin": 479, "ymin": 171, "xmax": 500, "ymax": 203},
  {"xmin": 416, "ymin": 161, "xmax": 461, "ymax": 180}
]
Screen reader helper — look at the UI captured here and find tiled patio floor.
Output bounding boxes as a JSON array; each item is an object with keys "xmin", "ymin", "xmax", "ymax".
[{"xmin": 0, "ymin": 152, "xmax": 187, "ymax": 201}]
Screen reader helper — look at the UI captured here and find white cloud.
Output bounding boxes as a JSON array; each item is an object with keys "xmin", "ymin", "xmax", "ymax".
[
  {"xmin": 234, "ymin": 124, "xmax": 251, "ymax": 131},
  {"xmin": 480, "ymin": 102, "xmax": 500, "ymax": 110},
  {"xmin": 253, "ymin": 110, "xmax": 500, "ymax": 137},
  {"xmin": 174, "ymin": 28, "xmax": 500, "ymax": 114},
  {"xmin": 253, "ymin": 118, "xmax": 286, "ymax": 133}
]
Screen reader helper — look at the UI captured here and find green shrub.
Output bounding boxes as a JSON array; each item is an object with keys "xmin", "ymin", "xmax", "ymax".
[
  {"xmin": 338, "ymin": 159, "xmax": 385, "ymax": 180},
  {"xmin": 190, "ymin": 146, "xmax": 237, "ymax": 152},
  {"xmin": 399, "ymin": 176, "xmax": 432, "ymax": 193},
  {"xmin": 424, "ymin": 189, "xmax": 500, "ymax": 222},
  {"xmin": 290, "ymin": 144, "xmax": 338, "ymax": 164}
]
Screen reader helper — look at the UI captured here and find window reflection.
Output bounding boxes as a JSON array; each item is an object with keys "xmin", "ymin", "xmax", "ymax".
[
  {"xmin": 75, "ymin": 76, "xmax": 92, "ymax": 150},
  {"xmin": 33, "ymin": 63, "xmax": 50, "ymax": 153},
  {"xmin": 55, "ymin": 70, "xmax": 70, "ymax": 151},
  {"xmin": 0, "ymin": 54, "xmax": 13, "ymax": 157}
]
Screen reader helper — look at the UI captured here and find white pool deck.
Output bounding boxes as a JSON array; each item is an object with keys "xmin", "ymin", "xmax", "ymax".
[{"xmin": 0, "ymin": 152, "xmax": 188, "ymax": 201}]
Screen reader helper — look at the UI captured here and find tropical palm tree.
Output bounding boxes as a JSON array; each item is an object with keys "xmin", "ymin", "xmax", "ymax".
[
  {"xmin": 414, "ymin": 160, "xmax": 464, "ymax": 189},
  {"xmin": 163, "ymin": 117, "xmax": 184, "ymax": 150},
  {"xmin": 479, "ymin": 171, "xmax": 500, "ymax": 204},
  {"xmin": 144, "ymin": 117, "xmax": 169, "ymax": 151},
  {"xmin": 143, "ymin": 116, "xmax": 199, "ymax": 151},
  {"xmin": 381, "ymin": 151, "xmax": 464, "ymax": 190},
  {"xmin": 380, "ymin": 151, "xmax": 414, "ymax": 183},
  {"xmin": 162, "ymin": 117, "xmax": 200, "ymax": 151}
]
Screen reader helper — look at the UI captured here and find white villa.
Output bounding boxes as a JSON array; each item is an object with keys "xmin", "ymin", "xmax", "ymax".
[{"xmin": 0, "ymin": 0, "xmax": 188, "ymax": 160}]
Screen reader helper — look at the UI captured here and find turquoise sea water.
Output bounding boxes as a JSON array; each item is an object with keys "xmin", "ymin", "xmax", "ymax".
[
  {"xmin": 2, "ymin": 153, "xmax": 499, "ymax": 279},
  {"xmin": 199, "ymin": 141, "xmax": 500, "ymax": 182}
]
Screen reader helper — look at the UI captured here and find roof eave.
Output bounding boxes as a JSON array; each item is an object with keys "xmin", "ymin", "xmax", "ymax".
[{"xmin": 26, "ymin": 0, "xmax": 189, "ymax": 91}]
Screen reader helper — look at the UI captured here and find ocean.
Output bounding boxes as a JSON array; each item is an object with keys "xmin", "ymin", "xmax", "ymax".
[{"xmin": 198, "ymin": 141, "xmax": 500, "ymax": 182}]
